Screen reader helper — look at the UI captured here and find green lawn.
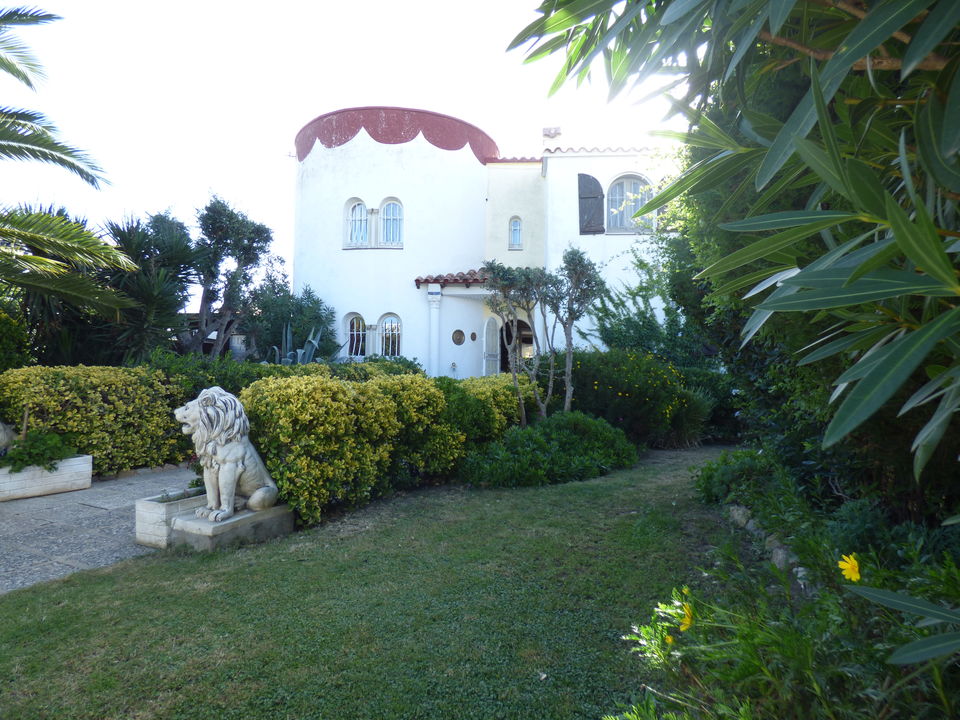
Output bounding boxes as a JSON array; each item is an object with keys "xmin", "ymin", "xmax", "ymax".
[{"xmin": 0, "ymin": 447, "xmax": 731, "ymax": 720}]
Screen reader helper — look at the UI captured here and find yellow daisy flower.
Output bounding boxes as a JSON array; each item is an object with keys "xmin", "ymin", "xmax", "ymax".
[
  {"xmin": 664, "ymin": 634, "xmax": 674, "ymax": 645},
  {"xmin": 838, "ymin": 553, "xmax": 860, "ymax": 582},
  {"xmin": 680, "ymin": 602, "xmax": 693, "ymax": 632}
]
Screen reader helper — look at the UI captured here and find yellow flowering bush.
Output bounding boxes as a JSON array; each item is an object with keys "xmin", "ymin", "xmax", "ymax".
[
  {"xmin": 571, "ymin": 349, "xmax": 687, "ymax": 445},
  {"xmin": 0, "ymin": 365, "xmax": 185, "ymax": 474},
  {"xmin": 240, "ymin": 375, "xmax": 400, "ymax": 525}
]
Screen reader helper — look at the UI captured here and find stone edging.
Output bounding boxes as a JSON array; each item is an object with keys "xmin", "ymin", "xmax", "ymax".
[{"xmin": 727, "ymin": 504, "xmax": 812, "ymax": 593}]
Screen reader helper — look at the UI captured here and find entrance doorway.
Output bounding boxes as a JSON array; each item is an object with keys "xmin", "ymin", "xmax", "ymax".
[{"xmin": 499, "ymin": 320, "xmax": 534, "ymax": 372}]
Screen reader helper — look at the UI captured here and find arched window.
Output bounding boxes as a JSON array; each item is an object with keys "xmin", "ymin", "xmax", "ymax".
[
  {"xmin": 607, "ymin": 175, "xmax": 654, "ymax": 233},
  {"xmin": 347, "ymin": 201, "xmax": 368, "ymax": 247},
  {"xmin": 381, "ymin": 200, "xmax": 403, "ymax": 247},
  {"xmin": 508, "ymin": 216, "xmax": 522, "ymax": 250},
  {"xmin": 346, "ymin": 314, "xmax": 366, "ymax": 357},
  {"xmin": 379, "ymin": 314, "xmax": 401, "ymax": 357}
]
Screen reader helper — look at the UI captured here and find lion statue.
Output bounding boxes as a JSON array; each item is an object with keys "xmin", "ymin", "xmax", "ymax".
[{"xmin": 174, "ymin": 386, "xmax": 278, "ymax": 522}]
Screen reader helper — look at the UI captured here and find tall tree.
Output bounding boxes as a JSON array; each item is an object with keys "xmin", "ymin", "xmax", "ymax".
[
  {"xmin": 178, "ymin": 197, "xmax": 273, "ymax": 357},
  {"xmin": 545, "ymin": 248, "xmax": 606, "ymax": 412},
  {"xmin": 0, "ymin": 8, "xmax": 134, "ymax": 310}
]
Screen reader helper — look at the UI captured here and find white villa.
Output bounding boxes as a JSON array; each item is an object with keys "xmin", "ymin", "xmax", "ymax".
[{"xmin": 293, "ymin": 106, "xmax": 666, "ymax": 378}]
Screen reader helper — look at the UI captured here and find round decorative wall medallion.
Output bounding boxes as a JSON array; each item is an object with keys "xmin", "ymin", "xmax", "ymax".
[{"xmin": 452, "ymin": 330, "xmax": 465, "ymax": 345}]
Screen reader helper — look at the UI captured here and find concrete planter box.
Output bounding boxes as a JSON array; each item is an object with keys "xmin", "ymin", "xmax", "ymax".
[
  {"xmin": 0, "ymin": 454, "xmax": 92, "ymax": 501},
  {"xmin": 135, "ymin": 488, "xmax": 207, "ymax": 549}
]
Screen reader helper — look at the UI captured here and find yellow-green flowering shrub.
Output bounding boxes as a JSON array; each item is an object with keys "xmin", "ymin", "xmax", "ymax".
[
  {"xmin": 240, "ymin": 375, "xmax": 400, "ymax": 524},
  {"xmin": 0, "ymin": 366, "xmax": 185, "ymax": 474},
  {"xmin": 366, "ymin": 374, "xmax": 465, "ymax": 488},
  {"xmin": 571, "ymin": 349, "xmax": 687, "ymax": 446}
]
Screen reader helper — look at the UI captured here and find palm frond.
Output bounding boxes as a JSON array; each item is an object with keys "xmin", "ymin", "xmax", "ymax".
[
  {"xmin": 0, "ymin": 110, "xmax": 104, "ymax": 186},
  {"xmin": 0, "ymin": 8, "xmax": 58, "ymax": 88},
  {"xmin": 0, "ymin": 209, "xmax": 136, "ymax": 271},
  {"xmin": 0, "ymin": 261, "xmax": 136, "ymax": 314}
]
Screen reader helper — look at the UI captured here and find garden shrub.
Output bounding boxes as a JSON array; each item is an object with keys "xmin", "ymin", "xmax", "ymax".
[
  {"xmin": 459, "ymin": 411, "xmax": 637, "ymax": 487},
  {"xmin": 366, "ymin": 373, "xmax": 464, "ymax": 489},
  {"xmin": 0, "ymin": 365, "xmax": 184, "ymax": 474},
  {"xmin": 693, "ymin": 448, "xmax": 778, "ymax": 505},
  {"xmin": 570, "ymin": 349, "xmax": 686, "ymax": 446},
  {"xmin": 435, "ymin": 373, "xmax": 526, "ymax": 446},
  {"xmin": 0, "ymin": 310, "xmax": 31, "ymax": 373},
  {"xmin": 327, "ymin": 355, "xmax": 424, "ymax": 381},
  {"xmin": 240, "ymin": 374, "xmax": 400, "ymax": 524},
  {"xmin": 677, "ymin": 365, "xmax": 740, "ymax": 441},
  {"xmin": 666, "ymin": 387, "xmax": 713, "ymax": 448}
]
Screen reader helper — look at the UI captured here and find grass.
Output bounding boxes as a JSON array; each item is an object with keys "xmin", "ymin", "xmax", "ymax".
[{"xmin": 0, "ymin": 447, "xmax": 732, "ymax": 720}]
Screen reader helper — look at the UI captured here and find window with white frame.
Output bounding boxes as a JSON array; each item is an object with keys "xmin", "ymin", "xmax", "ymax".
[
  {"xmin": 508, "ymin": 216, "xmax": 522, "ymax": 250},
  {"xmin": 381, "ymin": 200, "xmax": 403, "ymax": 247},
  {"xmin": 347, "ymin": 314, "xmax": 366, "ymax": 357},
  {"xmin": 607, "ymin": 175, "xmax": 654, "ymax": 233},
  {"xmin": 345, "ymin": 198, "xmax": 404, "ymax": 248},
  {"xmin": 379, "ymin": 314, "xmax": 401, "ymax": 357},
  {"xmin": 347, "ymin": 201, "xmax": 368, "ymax": 247}
]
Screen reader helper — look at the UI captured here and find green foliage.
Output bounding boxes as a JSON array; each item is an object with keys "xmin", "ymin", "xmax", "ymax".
[
  {"xmin": 570, "ymin": 349, "xmax": 690, "ymax": 446},
  {"xmin": 242, "ymin": 258, "xmax": 338, "ymax": 361},
  {"xmin": 0, "ymin": 429, "xmax": 76, "ymax": 472},
  {"xmin": 240, "ymin": 375, "xmax": 401, "ymax": 524},
  {"xmin": 677, "ymin": 366, "xmax": 740, "ymax": 441},
  {"xmin": 694, "ymin": 448, "xmax": 780, "ymax": 505},
  {"xmin": 0, "ymin": 11, "xmax": 133, "ymax": 316},
  {"xmin": 459, "ymin": 411, "xmax": 638, "ymax": 487},
  {"xmin": 590, "ymin": 250, "xmax": 719, "ymax": 371},
  {"xmin": 434, "ymin": 373, "xmax": 526, "ymax": 447},
  {"xmin": 327, "ymin": 355, "xmax": 424, "ymax": 381},
  {"xmin": 139, "ymin": 348, "xmax": 331, "ymax": 398},
  {"xmin": 180, "ymin": 196, "xmax": 274, "ymax": 357},
  {"xmin": 517, "ymin": 0, "xmax": 960, "ymax": 485},
  {"xmin": 366, "ymin": 373, "xmax": 464, "ymax": 490},
  {"xmin": 0, "ymin": 310, "xmax": 31, "ymax": 372},
  {"xmin": 0, "ymin": 365, "xmax": 184, "ymax": 474},
  {"xmin": 667, "ymin": 387, "xmax": 714, "ymax": 449}
]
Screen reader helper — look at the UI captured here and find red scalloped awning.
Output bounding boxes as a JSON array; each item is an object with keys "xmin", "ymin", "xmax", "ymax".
[{"xmin": 295, "ymin": 107, "xmax": 500, "ymax": 164}]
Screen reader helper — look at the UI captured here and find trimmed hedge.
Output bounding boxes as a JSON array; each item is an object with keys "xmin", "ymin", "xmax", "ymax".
[
  {"xmin": 459, "ymin": 411, "xmax": 639, "ymax": 487},
  {"xmin": 367, "ymin": 374, "xmax": 464, "ymax": 489},
  {"xmin": 0, "ymin": 365, "xmax": 185, "ymax": 474},
  {"xmin": 240, "ymin": 375, "xmax": 401, "ymax": 524},
  {"xmin": 435, "ymin": 373, "xmax": 528, "ymax": 448}
]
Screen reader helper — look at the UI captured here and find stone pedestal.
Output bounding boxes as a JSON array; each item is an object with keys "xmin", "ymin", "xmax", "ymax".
[
  {"xmin": 170, "ymin": 504, "xmax": 295, "ymax": 551},
  {"xmin": 135, "ymin": 489, "xmax": 207, "ymax": 548},
  {"xmin": 0, "ymin": 455, "xmax": 92, "ymax": 501}
]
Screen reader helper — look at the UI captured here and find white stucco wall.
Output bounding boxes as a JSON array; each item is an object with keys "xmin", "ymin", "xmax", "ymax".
[
  {"xmin": 485, "ymin": 162, "xmax": 544, "ymax": 267},
  {"xmin": 541, "ymin": 149, "xmax": 666, "ymax": 345},
  {"xmin": 294, "ymin": 129, "xmax": 489, "ymax": 374}
]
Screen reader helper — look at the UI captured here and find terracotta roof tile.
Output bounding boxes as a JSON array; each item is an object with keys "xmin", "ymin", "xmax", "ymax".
[{"xmin": 414, "ymin": 269, "xmax": 489, "ymax": 289}]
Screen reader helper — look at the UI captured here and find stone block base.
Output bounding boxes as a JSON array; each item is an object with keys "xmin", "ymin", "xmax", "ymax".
[{"xmin": 170, "ymin": 505, "xmax": 295, "ymax": 551}]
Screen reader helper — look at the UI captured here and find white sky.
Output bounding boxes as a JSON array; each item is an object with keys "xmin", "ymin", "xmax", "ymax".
[{"xmin": 0, "ymin": 1, "xmax": 683, "ymax": 270}]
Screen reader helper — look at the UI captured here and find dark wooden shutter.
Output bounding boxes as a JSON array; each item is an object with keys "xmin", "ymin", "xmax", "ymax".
[{"xmin": 578, "ymin": 173, "xmax": 605, "ymax": 235}]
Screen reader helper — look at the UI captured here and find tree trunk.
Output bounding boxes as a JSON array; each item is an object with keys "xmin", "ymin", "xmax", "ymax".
[{"xmin": 563, "ymin": 321, "xmax": 575, "ymax": 412}]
